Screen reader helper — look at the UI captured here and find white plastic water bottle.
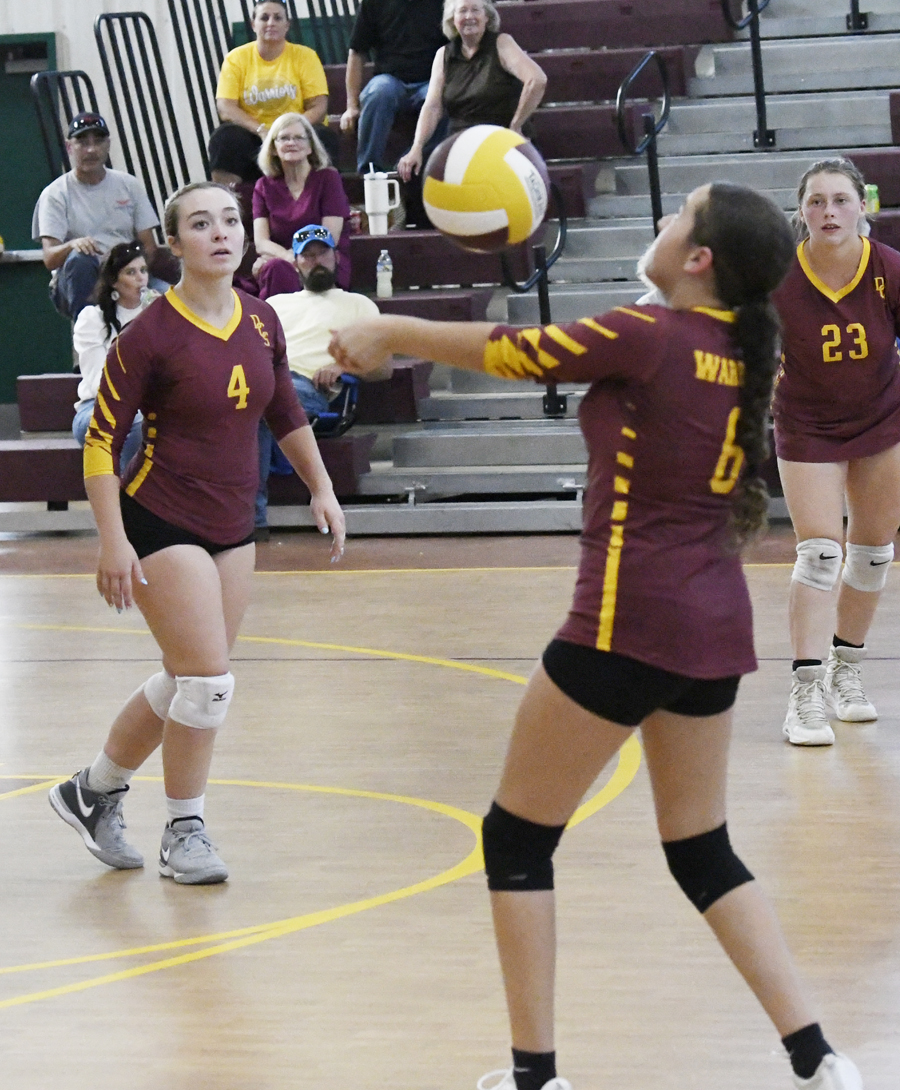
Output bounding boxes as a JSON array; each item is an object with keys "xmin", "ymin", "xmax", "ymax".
[{"xmin": 376, "ymin": 249, "xmax": 393, "ymax": 298}]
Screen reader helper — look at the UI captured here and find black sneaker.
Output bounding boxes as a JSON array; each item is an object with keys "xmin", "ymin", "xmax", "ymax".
[{"xmin": 49, "ymin": 770, "xmax": 144, "ymax": 869}]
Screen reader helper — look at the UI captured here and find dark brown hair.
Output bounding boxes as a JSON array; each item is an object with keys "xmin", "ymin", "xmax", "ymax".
[
  {"xmin": 91, "ymin": 241, "xmax": 146, "ymax": 339},
  {"xmin": 690, "ymin": 182, "xmax": 795, "ymax": 546}
]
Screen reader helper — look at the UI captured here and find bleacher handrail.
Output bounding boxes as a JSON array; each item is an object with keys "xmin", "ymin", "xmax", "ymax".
[
  {"xmin": 168, "ymin": 0, "xmax": 234, "ymax": 177},
  {"xmin": 719, "ymin": 0, "xmax": 776, "ymax": 148},
  {"xmin": 719, "ymin": 0, "xmax": 773, "ymax": 33},
  {"xmin": 94, "ymin": 12, "xmax": 193, "ymax": 231},
  {"xmin": 30, "ymin": 70, "xmax": 104, "ymax": 178},
  {"xmin": 500, "ymin": 182, "xmax": 568, "ymax": 298},
  {"xmin": 614, "ymin": 49, "xmax": 670, "ymax": 156},
  {"xmin": 615, "ymin": 50, "xmax": 671, "ymax": 233},
  {"xmin": 847, "ymin": 0, "xmax": 869, "ymax": 32}
]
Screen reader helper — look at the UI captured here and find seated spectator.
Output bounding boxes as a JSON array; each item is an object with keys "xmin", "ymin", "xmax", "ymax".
[
  {"xmin": 211, "ymin": 0, "xmax": 337, "ymax": 185},
  {"xmin": 32, "ymin": 112, "xmax": 167, "ymax": 320},
  {"xmin": 72, "ymin": 242, "xmax": 155, "ymax": 472},
  {"xmin": 255, "ymin": 224, "xmax": 385, "ymax": 534},
  {"xmin": 340, "ymin": 0, "xmax": 446, "ymax": 174},
  {"xmin": 398, "ymin": 0, "xmax": 547, "ymax": 182},
  {"xmin": 252, "ymin": 113, "xmax": 351, "ymax": 298}
]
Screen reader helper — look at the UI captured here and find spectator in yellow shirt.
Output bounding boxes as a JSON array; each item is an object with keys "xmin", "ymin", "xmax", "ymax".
[{"xmin": 210, "ymin": 0, "xmax": 337, "ymax": 184}]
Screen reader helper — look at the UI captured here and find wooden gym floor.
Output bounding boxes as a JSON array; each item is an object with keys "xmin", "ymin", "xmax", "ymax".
[{"xmin": 0, "ymin": 525, "xmax": 897, "ymax": 1089}]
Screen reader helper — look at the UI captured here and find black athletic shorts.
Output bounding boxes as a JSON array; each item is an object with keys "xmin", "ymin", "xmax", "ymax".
[
  {"xmin": 542, "ymin": 639, "xmax": 740, "ymax": 727},
  {"xmin": 120, "ymin": 491, "xmax": 255, "ymax": 560}
]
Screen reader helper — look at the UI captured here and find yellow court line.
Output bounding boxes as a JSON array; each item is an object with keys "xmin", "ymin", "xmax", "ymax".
[
  {"xmin": 17, "ymin": 625, "xmax": 534, "ymax": 685},
  {"xmin": 0, "ymin": 779, "xmax": 63, "ymax": 802}
]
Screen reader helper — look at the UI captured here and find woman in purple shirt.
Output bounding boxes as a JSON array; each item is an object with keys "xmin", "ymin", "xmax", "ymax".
[{"xmin": 252, "ymin": 112, "xmax": 351, "ymax": 297}]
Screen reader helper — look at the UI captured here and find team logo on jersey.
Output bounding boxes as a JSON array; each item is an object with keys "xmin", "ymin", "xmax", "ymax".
[
  {"xmin": 875, "ymin": 276, "xmax": 886, "ymax": 300},
  {"xmin": 250, "ymin": 313, "xmax": 271, "ymax": 346}
]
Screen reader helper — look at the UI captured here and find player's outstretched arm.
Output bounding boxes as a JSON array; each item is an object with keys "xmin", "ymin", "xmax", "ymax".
[
  {"xmin": 277, "ymin": 425, "xmax": 346, "ymax": 562},
  {"xmin": 330, "ymin": 316, "xmax": 497, "ymax": 377},
  {"xmin": 85, "ymin": 474, "xmax": 146, "ymax": 610}
]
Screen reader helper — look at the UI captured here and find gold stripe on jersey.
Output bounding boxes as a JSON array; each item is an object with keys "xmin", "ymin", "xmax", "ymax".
[
  {"xmin": 611, "ymin": 500, "xmax": 628, "ymax": 521},
  {"xmin": 483, "ymin": 331, "xmax": 561, "ymax": 379},
  {"xmin": 543, "ymin": 324, "xmax": 588, "ymax": 355},
  {"xmin": 597, "ymin": 522, "xmax": 625, "ymax": 651},
  {"xmin": 616, "ymin": 451, "xmax": 634, "ymax": 468},
  {"xmin": 621, "ymin": 426, "xmax": 636, "ymax": 439},
  {"xmin": 797, "ymin": 237, "xmax": 870, "ymax": 303},
  {"xmin": 101, "ymin": 368, "xmax": 120, "ymax": 403},
  {"xmin": 578, "ymin": 318, "xmax": 618, "ymax": 339},
  {"xmin": 614, "ymin": 475, "xmax": 630, "ymax": 494},
  {"xmin": 164, "ymin": 286, "xmax": 243, "ymax": 341},
  {"xmin": 126, "ymin": 453, "xmax": 154, "ymax": 496},
  {"xmin": 614, "ymin": 306, "xmax": 656, "ymax": 323},
  {"xmin": 95, "ymin": 390, "xmax": 117, "ymax": 429},
  {"xmin": 691, "ymin": 306, "xmax": 736, "ymax": 323}
]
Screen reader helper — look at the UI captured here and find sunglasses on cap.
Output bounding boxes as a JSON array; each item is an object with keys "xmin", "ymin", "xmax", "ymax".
[
  {"xmin": 68, "ymin": 112, "xmax": 110, "ymax": 138},
  {"xmin": 292, "ymin": 225, "xmax": 336, "ymax": 254}
]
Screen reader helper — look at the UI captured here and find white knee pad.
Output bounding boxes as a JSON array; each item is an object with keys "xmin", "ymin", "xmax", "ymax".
[
  {"xmin": 842, "ymin": 542, "xmax": 894, "ymax": 592},
  {"xmin": 169, "ymin": 673, "xmax": 235, "ymax": 730},
  {"xmin": 142, "ymin": 670, "xmax": 178, "ymax": 720},
  {"xmin": 792, "ymin": 538, "xmax": 843, "ymax": 592}
]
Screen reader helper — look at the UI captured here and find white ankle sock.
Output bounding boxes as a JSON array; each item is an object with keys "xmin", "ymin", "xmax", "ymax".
[
  {"xmin": 86, "ymin": 750, "xmax": 135, "ymax": 793},
  {"xmin": 166, "ymin": 795, "xmax": 205, "ymax": 824}
]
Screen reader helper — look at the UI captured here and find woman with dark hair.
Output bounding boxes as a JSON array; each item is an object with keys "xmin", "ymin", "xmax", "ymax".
[
  {"xmin": 210, "ymin": 0, "xmax": 335, "ymax": 186},
  {"xmin": 331, "ymin": 183, "xmax": 862, "ymax": 1090},
  {"xmin": 72, "ymin": 241, "xmax": 154, "ymax": 470},
  {"xmin": 772, "ymin": 157, "xmax": 900, "ymax": 747},
  {"xmin": 50, "ymin": 181, "xmax": 345, "ymax": 887},
  {"xmin": 397, "ymin": 0, "xmax": 547, "ymax": 182},
  {"xmin": 251, "ymin": 111, "xmax": 351, "ymax": 297}
]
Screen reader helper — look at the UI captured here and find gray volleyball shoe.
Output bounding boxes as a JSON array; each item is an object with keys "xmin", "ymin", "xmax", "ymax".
[
  {"xmin": 792, "ymin": 1053, "xmax": 863, "ymax": 1089},
  {"xmin": 825, "ymin": 645, "xmax": 877, "ymax": 722},
  {"xmin": 49, "ymin": 770, "xmax": 144, "ymax": 869},
  {"xmin": 783, "ymin": 665, "xmax": 835, "ymax": 746},
  {"xmin": 158, "ymin": 817, "xmax": 228, "ymax": 885}
]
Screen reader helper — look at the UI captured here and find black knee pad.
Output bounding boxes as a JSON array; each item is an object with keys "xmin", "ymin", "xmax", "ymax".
[
  {"xmin": 482, "ymin": 802, "xmax": 566, "ymax": 892},
  {"xmin": 662, "ymin": 823, "xmax": 753, "ymax": 913}
]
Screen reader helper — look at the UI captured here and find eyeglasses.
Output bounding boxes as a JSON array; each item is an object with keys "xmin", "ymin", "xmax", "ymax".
[{"xmin": 275, "ymin": 132, "xmax": 311, "ymax": 143}]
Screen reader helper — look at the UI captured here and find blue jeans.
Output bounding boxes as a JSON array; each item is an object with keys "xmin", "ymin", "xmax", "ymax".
[
  {"xmin": 256, "ymin": 373, "xmax": 332, "ymax": 528},
  {"xmin": 357, "ymin": 73, "xmax": 441, "ymax": 172},
  {"xmin": 73, "ymin": 400, "xmax": 144, "ymax": 473}
]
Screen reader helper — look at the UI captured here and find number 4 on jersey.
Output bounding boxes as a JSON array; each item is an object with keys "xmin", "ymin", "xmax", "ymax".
[{"xmin": 227, "ymin": 365, "xmax": 249, "ymax": 410}]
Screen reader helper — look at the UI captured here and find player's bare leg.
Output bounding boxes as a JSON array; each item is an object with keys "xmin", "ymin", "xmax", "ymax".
[{"xmin": 642, "ymin": 709, "xmax": 816, "ymax": 1036}]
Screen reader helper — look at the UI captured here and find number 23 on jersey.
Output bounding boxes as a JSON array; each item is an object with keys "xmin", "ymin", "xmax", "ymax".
[
  {"xmin": 227, "ymin": 365, "xmax": 249, "ymax": 409},
  {"xmin": 821, "ymin": 322, "xmax": 869, "ymax": 363}
]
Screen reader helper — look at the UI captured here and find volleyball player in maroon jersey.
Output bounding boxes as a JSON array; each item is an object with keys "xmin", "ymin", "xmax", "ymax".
[
  {"xmin": 772, "ymin": 158, "xmax": 900, "ymax": 746},
  {"xmin": 331, "ymin": 184, "xmax": 862, "ymax": 1090},
  {"xmin": 50, "ymin": 182, "xmax": 345, "ymax": 885}
]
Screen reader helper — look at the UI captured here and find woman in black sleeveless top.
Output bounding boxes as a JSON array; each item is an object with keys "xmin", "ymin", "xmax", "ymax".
[{"xmin": 397, "ymin": 0, "xmax": 546, "ymax": 182}]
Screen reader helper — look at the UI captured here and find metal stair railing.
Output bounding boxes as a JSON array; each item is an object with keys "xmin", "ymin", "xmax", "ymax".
[
  {"xmin": 615, "ymin": 50, "xmax": 672, "ymax": 233},
  {"xmin": 168, "ymin": 0, "xmax": 234, "ymax": 177},
  {"xmin": 94, "ymin": 13, "xmax": 193, "ymax": 237},
  {"xmin": 500, "ymin": 182, "xmax": 569, "ymax": 418},
  {"xmin": 720, "ymin": 0, "xmax": 775, "ymax": 149},
  {"xmin": 30, "ymin": 70, "xmax": 105, "ymax": 178},
  {"xmin": 847, "ymin": 0, "xmax": 869, "ymax": 31}
]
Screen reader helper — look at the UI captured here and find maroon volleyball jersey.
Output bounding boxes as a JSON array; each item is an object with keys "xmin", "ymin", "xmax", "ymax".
[
  {"xmin": 85, "ymin": 288, "xmax": 308, "ymax": 543},
  {"xmin": 772, "ymin": 237, "xmax": 900, "ymax": 461},
  {"xmin": 485, "ymin": 306, "xmax": 757, "ymax": 678}
]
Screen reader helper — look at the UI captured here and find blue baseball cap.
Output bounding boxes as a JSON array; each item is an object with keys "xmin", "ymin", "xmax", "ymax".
[{"xmin": 292, "ymin": 224, "xmax": 336, "ymax": 254}]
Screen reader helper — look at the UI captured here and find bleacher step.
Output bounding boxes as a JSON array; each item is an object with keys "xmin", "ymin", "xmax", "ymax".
[
  {"xmin": 418, "ymin": 390, "xmax": 584, "ymax": 421},
  {"xmin": 392, "ymin": 426, "xmax": 586, "ymax": 467},
  {"xmin": 355, "ymin": 462, "xmax": 586, "ymax": 498}
]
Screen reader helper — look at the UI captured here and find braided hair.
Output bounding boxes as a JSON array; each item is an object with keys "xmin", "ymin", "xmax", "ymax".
[{"xmin": 690, "ymin": 182, "xmax": 795, "ymax": 545}]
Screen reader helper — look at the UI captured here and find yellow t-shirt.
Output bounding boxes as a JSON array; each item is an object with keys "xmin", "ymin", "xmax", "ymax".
[{"xmin": 216, "ymin": 42, "xmax": 328, "ymax": 127}]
